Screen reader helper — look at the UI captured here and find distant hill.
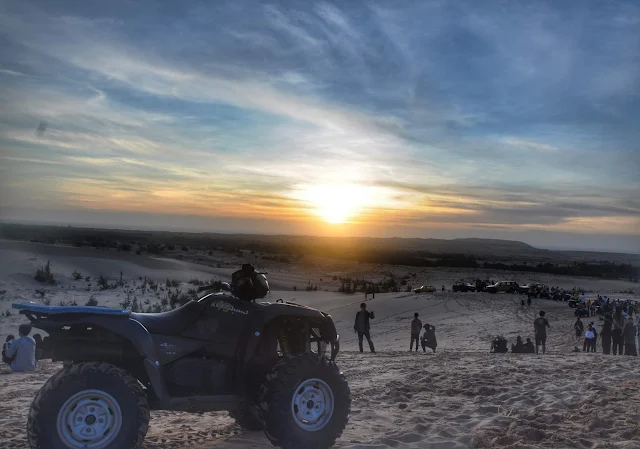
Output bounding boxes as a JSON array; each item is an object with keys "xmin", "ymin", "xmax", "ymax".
[{"xmin": 1, "ymin": 222, "xmax": 638, "ymax": 265}]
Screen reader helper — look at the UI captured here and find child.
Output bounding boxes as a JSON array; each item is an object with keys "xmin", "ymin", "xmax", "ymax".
[
  {"xmin": 584, "ymin": 326, "xmax": 596, "ymax": 353},
  {"xmin": 2, "ymin": 335, "xmax": 15, "ymax": 365}
]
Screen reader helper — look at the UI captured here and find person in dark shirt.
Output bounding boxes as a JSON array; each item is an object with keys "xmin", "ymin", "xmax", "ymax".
[
  {"xmin": 421, "ymin": 324, "xmax": 437, "ymax": 353},
  {"xmin": 410, "ymin": 313, "xmax": 422, "ymax": 352},
  {"xmin": 2, "ymin": 334, "xmax": 15, "ymax": 365},
  {"xmin": 601, "ymin": 315, "xmax": 613, "ymax": 355},
  {"xmin": 511, "ymin": 336, "xmax": 525, "ymax": 353},
  {"xmin": 354, "ymin": 303, "xmax": 375, "ymax": 353},
  {"xmin": 533, "ymin": 311, "xmax": 550, "ymax": 354},
  {"xmin": 574, "ymin": 317, "xmax": 584, "ymax": 348},
  {"xmin": 523, "ymin": 338, "xmax": 535, "ymax": 353}
]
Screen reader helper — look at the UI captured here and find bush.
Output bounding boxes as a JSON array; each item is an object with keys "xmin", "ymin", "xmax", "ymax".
[
  {"xmin": 97, "ymin": 275, "xmax": 109, "ymax": 291},
  {"xmin": 5, "ymin": 310, "xmax": 12, "ymax": 317},
  {"xmin": 85, "ymin": 275, "xmax": 91, "ymax": 282},
  {"xmin": 181, "ymin": 245, "xmax": 189, "ymax": 252},
  {"xmin": 85, "ymin": 295, "xmax": 99, "ymax": 307},
  {"xmin": 42, "ymin": 297, "xmax": 51, "ymax": 306},
  {"xmin": 188, "ymin": 278, "xmax": 204, "ymax": 286},
  {"xmin": 72, "ymin": 270, "xmax": 83, "ymax": 280},
  {"xmin": 35, "ymin": 260, "xmax": 56, "ymax": 284},
  {"xmin": 150, "ymin": 303, "xmax": 163, "ymax": 313},
  {"xmin": 35, "ymin": 289, "xmax": 46, "ymax": 298}
]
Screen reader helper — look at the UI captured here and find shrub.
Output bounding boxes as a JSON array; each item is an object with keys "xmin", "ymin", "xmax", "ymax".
[
  {"xmin": 85, "ymin": 295, "xmax": 99, "ymax": 307},
  {"xmin": 5, "ymin": 310, "xmax": 12, "ymax": 317},
  {"xmin": 35, "ymin": 260, "xmax": 56, "ymax": 284},
  {"xmin": 85, "ymin": 275, "xmax": 91, "ymax": 282},
  {"xmin": 188, "ymin": 278, "xmax": 204, "ymax": 286},
  {"xmin": 181, "ymin": 245, "xmax": 189, "ymax": 252},
  {"xmin": 72, "ymin": 270, "xmax": 83, "ymax": 280},
  {"xmin": 97, "ymin": 275, "xmax": 109, "ymax": 291},
  {"xmin": 150, "ymin": 303, "xmax": 163, "ymax": 313},
  {"xmin": 42, "ymin": 297, "xmax": 51, "ymax": 306},
  {"xmin": 35, "ymin": 289, "xmax": 46, "ymax": 298}
]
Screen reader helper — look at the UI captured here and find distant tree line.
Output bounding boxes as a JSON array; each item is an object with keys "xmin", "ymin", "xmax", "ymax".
[{"xmin": 2, "ymin": 223, "xmax": 638, "ymax": 280}]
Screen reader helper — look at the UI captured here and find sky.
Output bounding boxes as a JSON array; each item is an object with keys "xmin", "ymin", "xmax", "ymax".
[{"xmin": 0, "ymin": 0, "xmax": 638, "ymax": 253}]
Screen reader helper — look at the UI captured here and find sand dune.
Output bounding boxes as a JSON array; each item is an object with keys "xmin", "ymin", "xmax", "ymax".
[{"xmin": 0, "ymin": 242, "xmax": 638, "ymax": 449}]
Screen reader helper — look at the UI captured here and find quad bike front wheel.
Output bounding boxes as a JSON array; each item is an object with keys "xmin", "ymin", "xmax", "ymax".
[
  {"xmin": 260, "ymin": 354, "xmax": 350, "ymax": 449},
  {"xmin": 27, "ymin": 362, "xmax": 150, "ymax": 449}
]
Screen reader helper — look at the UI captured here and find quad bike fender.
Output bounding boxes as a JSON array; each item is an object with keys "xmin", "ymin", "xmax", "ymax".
[
  {"xmin": 30, "ymin": 315, "xmax": 168, "ymax": 401},
  {"xmin": 241, "ymin": 306, "xmax": 339, "ymax": 366}
]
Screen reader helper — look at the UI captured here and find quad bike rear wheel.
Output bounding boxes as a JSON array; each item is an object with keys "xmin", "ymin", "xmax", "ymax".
[
  {"xmin": 27, "ymin": 362, "xmax": 149, "ymax": 449},
  {"xmin": 260, "ymin": 354, "xmax": 350, "ymax": 449}
]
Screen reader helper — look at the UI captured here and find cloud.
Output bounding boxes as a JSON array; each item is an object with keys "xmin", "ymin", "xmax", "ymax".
[
  {"xmin": 503, "ymin": 138, "xmax": 558, "ymax": 152},
  {"xmin": 0, "ymin": 0, "xmax": 638, "ymax": 250}
]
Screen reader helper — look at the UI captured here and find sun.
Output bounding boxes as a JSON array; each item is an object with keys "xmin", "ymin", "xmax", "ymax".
[{"xmin": 294, "ymin": 184, "xmax": 373, "ymax": 224}]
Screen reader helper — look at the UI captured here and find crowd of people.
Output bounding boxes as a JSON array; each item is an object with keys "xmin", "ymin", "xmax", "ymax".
[{"xmin": 574, "ymin": 307, "xmax": 639, "ymax": 356}]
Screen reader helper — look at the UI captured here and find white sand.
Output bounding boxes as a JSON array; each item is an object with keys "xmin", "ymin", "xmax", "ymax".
[{"xmin": 1, "ymin": 241, "xmax": 639, "ymax": 449}]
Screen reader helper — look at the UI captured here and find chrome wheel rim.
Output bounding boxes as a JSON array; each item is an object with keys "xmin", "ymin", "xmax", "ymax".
[
  {"xmin": 291, "ymin": 378, "xmax": 334, "ymax": 431},
  {"xmin": 56, "ymin": 389, "xmax": 122, "ymax": 448}
]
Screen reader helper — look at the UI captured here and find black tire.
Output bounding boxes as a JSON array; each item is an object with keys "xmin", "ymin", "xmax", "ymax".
[
  {"xmin": 27, "ymin": 362, "xmax": 150, "ymax": 449},
  {"xmin": 260, "ymin": 354, "xmax": 350, "ymax": 449},
  {"xmin": 229, "ymin": 401, "xmax": 264, "ymax": 431}
]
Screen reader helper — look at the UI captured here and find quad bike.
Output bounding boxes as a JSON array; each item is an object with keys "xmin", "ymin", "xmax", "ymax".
[{"xmin": 13, "ymin": 264, "xmax": 349, "ymax": 449}]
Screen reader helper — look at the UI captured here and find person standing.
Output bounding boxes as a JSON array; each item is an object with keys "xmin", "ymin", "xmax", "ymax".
[
  {"xmin": 527, "ymin": 294, "xmax": 532, "ymax": 308},
  {"xmin": 612, "ymin": 307, "xmax": 625, "ymax": 355},
  {"xmin": 590, "ymin": 322, "xmax": 598, "ymax": 352},
  {"xmin": 621, "ymin": 316, "xmax": 638, "ymax": 356},
  {"xmin": 583, "ymin": 326, "xmax": 596, "ymax": 353},
  {"xmin": 574, "ymin": 317, "xmax": 584, "ymax": 349},
  {"xmin": 637, "ymin": 316, "xmax": 640, "ymax": 354},
  {"xmin": 533, "ymin": 311, "xmax": 550, "ymax": 354},
  {"xmin": 354, "ymin": 303, "xmax": 375, "ymax": 353},
  {"xmin": 410, "ymin": 313, "xmax": 422, "ymax": 352},
  {"xmin": 601, "ymin": 315, "xmax": 613, "ymax": 355}
]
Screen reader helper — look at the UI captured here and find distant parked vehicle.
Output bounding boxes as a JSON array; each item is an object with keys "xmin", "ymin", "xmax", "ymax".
[
  {"xmin": 519, "ymin": 283, "xmax": 550, "ymax": 298},
  {"xmin": 518, "ymin": 284, "xmax": 532, "ymax": 294},
  {"xmin": 485, "ymin": 281, "xmax": 519, "ymax": 294},
  {"xmin": 452, "ymin": 282, "xmax": 476, "ymax": 292},
  {"xmin": 414, "ymin": 285, "xmax": 437, "ymax": 293}
]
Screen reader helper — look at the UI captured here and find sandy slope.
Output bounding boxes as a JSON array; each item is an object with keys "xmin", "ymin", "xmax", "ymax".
[{"xmin": 0, "ymin": 242, "xmax": 639, "ymax": 449}]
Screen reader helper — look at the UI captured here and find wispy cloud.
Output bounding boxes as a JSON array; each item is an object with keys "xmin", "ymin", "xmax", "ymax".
[
  {"xmin": 503, "ymin": 138, "xmax": 558, "ymax": 152},
  {"xmin": 0, "ymin": 0, "xmax": 638, "ymax": 251}
]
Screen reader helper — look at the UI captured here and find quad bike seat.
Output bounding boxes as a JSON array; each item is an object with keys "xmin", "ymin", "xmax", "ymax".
[{"xmin": 131, "ymin": 301, "xmax": 205, "ymax": 335}]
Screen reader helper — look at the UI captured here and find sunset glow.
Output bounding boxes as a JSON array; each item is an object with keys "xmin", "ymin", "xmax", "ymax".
[{"xmin": 0, "ymin": 1, "xmax": 638, "ymax": 252}]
